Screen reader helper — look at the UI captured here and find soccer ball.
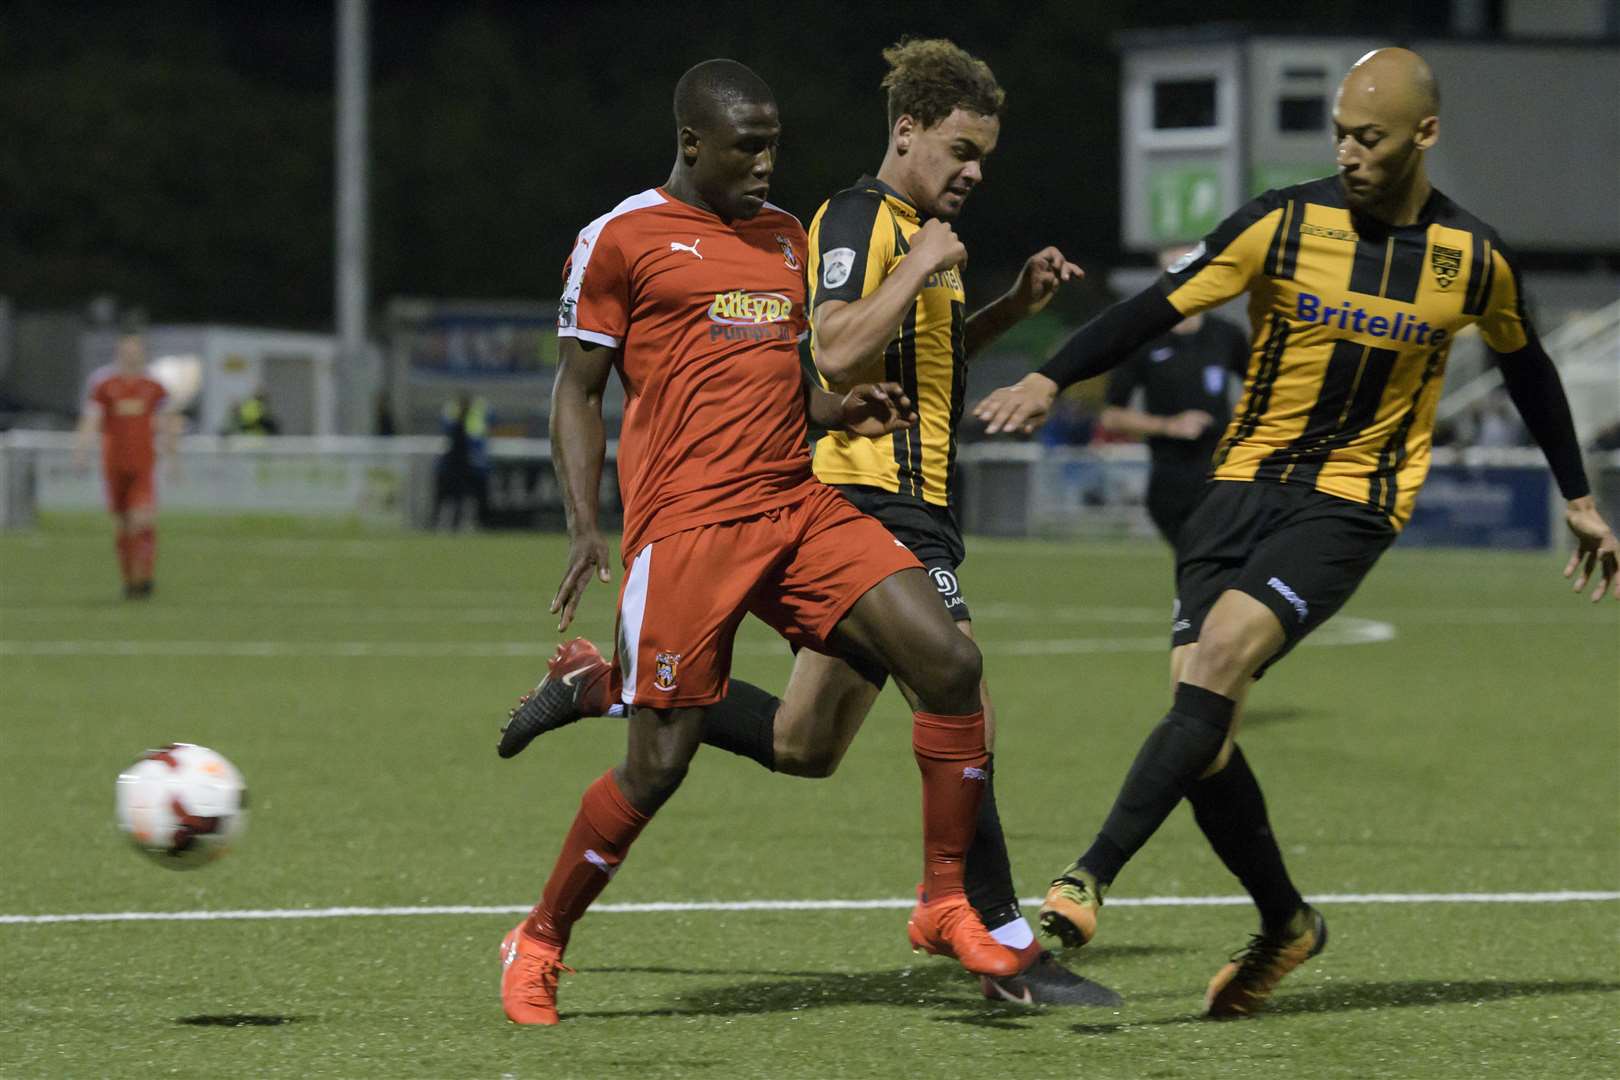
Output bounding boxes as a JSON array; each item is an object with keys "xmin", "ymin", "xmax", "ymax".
[{"xmin": 115, "ymin": 743, "xmax": 248, "ymax": 869}]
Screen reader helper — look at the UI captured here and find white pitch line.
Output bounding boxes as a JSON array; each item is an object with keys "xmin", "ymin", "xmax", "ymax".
[
  {"xmin": 0, "ymin": 619, "xmax": 1397, "ymax": 659},
  {"xmin": 2, "ymin": 891, "xmax": 1615, "ymax": 925}
]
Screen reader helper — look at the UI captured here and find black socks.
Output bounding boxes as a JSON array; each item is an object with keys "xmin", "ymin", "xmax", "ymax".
[
  {"xmin": 1079, "ymin": 682, "xmax": 1234, "ymax": 885},
  {"xmin": 699, "ymin": 680, "xmax": 780, "ymax": 771},
  {"xmin": 1187, "ymin": 744, "xmax": 1304, "ymax": 931},
  {"xmin": 962, "ymin": 754, "xmax": 1022, "ymax": 931}
]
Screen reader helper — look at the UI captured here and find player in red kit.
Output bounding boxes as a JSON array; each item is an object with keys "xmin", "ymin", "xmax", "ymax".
[
  {"xmin": 73, "ymin": 323, "xmax": 179, "ymax": 599},
  {"xmin": 499, "ymin": 59, "xmax": 1009, "ymax": 1026}
]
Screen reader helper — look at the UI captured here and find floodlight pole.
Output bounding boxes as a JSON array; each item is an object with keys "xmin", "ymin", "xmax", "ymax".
[{"xmin": 335, "ymin": 0, "xmax": 370, "ymax": 436}]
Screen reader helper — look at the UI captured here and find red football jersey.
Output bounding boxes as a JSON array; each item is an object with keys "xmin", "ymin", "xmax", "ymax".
[
  {"xmin": 560, "ymin": 187, "xmax": 814, "ymax": 559},
  {"xmin": 86, "ymin": 366, "xmax": 168, "ymax": 470}
]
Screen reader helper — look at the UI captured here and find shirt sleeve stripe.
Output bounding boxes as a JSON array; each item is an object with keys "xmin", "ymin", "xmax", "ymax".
[{"xmin": 559, "ymin": 327, "xmax": 622, "ymax": 348}]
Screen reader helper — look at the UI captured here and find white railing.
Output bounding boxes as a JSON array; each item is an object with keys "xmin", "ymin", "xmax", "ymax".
[
  {"xmin": 4, "ymin": 429, "xmax": 1617, "ymax": 549},
  {"xmin": 1435, "ymin": 298, "xmax": 1620, "ymax": 444}
]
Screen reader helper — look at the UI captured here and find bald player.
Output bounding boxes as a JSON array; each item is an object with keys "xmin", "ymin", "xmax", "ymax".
[{"xmin": 974, "ymin": 47, "xmax": 1620, "ymax": 1017}]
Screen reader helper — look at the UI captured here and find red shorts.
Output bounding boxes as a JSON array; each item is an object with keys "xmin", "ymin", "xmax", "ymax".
[
  {"xmin": 612, "ymin": 483, "xmax": 920, "ymax": 708},
  {"xmin": 104, "ymin": 463, "xmax": 156, "ymax": 514}
]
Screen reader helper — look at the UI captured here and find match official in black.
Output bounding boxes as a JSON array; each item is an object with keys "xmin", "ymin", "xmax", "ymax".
[{"xmin": 1099, "ymin": 245, "xmax": 1249, "ymax": 548}]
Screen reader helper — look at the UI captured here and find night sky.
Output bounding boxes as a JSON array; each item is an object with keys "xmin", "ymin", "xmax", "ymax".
[{"xmin": 2, "ymin": 0, "xmax": 1459, "ymax": 327}]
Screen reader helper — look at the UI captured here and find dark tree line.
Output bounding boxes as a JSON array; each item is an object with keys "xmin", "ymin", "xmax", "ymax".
[{"xmin": 0, "ymin": 0, "xmax": 1450, "ymax": 329}]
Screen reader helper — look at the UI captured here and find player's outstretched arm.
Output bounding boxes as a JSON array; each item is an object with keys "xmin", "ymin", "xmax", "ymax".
[
  {"xmin": 1490, "ymin": 340, "xmax": 1617, "ymax": 601},
  {"xmin": 549, "ymin": 337, "xmax": 616, "ymax": 632},
  {"xmin": 964, "ymin": 247, "xmax": 1083, "ymax": 358},
  {"xmin": 974, "ymin": 372, "xmax": 1060, "ymax": 435},
  {"xmin": 806, "ymin": 381, "xmax": 917, "ymax": 439},
  {"xmin": 973, "ymin": 286, "xmax": 1183, "ymax": 436},
  {"xmin": 1562, "ymin": 498, "xmax": 1620, "ymax": 602}
]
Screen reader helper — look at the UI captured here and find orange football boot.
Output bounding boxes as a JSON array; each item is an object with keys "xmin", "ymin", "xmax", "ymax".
[
  {"xmin": 500, "ymin": 924, "xmax": 574, "ymax": 1025},
  {"xmin": 1038, "ymin": 861, "xmax": 1104, "ymax": 949},
  {"xmin": 906, "ymin": 887, "xmax": 1020, "ymax": 978},
  {"xmin": 1204, "ymin": 905, "xmax": 1327, "ymax": 1019}
]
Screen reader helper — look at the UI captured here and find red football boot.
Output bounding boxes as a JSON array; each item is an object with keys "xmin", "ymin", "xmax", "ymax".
[{"xmin": 500, "ymin": 924, "xmax": 574, "ymax": 1025}]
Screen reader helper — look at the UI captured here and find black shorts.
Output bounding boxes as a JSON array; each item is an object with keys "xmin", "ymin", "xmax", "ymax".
[
  {"xmin": 1145, "ymin": 464, "xmax": 1210, "ymax": 551},
  {"xmin": 834, "ymin": 484, "xmax": 970, "ymax": 622},
  {"xmin": 1173, "ymin": 480, "xmax": 1396, "ymax": 674}
]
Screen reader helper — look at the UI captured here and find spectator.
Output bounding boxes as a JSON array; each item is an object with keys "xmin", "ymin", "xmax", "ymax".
[{"xmin": 434, "ymin": 394, "xmax": 490, "ymax": 529}]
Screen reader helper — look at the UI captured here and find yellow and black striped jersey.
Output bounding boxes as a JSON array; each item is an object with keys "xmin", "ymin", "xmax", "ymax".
[
  {"xmin": 806, "ymin": 175, "xmax": 966, "ymax": 508},
  {"xmin": 1161, "ymin": 175, "xmax": 1534, "ymax": 527}
]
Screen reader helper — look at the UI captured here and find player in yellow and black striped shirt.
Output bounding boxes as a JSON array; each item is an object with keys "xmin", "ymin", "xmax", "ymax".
[
  {"xmin": 748, "ymin": 38, "xmax": 1100, "ymax": 1006},
  {"xmin": 807, "ymin": 176, "xmax": 968, "ymax": 506},
  {"xmin": 977, "ymin": 47, "xmax": 1619, "ymax": 1017}
]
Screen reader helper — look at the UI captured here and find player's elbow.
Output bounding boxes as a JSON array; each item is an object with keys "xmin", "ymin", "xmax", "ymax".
[{"xmin": 812, "ymin": 347, "xmax": 862, "ymax": 386}]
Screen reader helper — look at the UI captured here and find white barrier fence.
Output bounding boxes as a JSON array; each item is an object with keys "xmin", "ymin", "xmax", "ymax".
[{"xmin": 2, "ymin": 429, "xmax": 1615, "ymax": 550}]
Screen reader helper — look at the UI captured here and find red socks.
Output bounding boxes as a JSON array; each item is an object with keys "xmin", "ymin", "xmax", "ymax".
[
  {"xmin": 524, "ymin": 770, "xmax": 650, "ymax": 947},
  {"xmin": 115, "ymin": 531, "xmax": 135, "ymax": 585},
  {"xmin": 132, "ymin": 526, "xmax": 156, "ymax": 583},
  {"xmin": 115, "ymin": 527, "xmax": 156, "ymax": 585},
  {"xmin": 912, "ymin": 710, "xmax": 989, "ymax": 901}
]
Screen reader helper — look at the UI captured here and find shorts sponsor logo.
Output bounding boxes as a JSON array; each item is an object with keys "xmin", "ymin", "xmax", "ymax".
[
  {"xmin": 653, "ymin": 651, "xmax": 682, "ymax": 692},
  {"xmin": 1171, "ymin": 597, "xmax": 1191, "ymax": 634},
  {"xmin": 1150, "ymin": 345, "xmax": 1174, "ymax": 363},
  {"xmin": 1266, "ymin": 576, "xmax": 1309, "ymax": 622},
  {"xmin": 557, "ymin": 297, "xmax": 576, "ymax": 330},
  {"xmin": 1203, "ymin": 364, "xmax": 1227, "ymax": 396},
  {"xmin": 1430, "ymin": 244, "xmax": 1463, "ymax": 290},
  {"xmin": 928, "ymin": 566, "xmax": 959, "ymax": 597},
  {"xmin": 775, "ymin": 232, "xmax": 801, "ymax": 271},
  {"xmin": 821, "ymin": 247, "xmax": 856, "ymax": 289}
]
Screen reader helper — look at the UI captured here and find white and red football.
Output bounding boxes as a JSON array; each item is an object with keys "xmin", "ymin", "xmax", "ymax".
[{"xmin": 115, "ymin": 743, "xmax": 247, "ymax": 869}]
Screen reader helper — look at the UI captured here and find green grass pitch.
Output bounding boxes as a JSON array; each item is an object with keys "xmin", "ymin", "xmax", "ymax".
[{"xmin": 1, "ymin": 514, "xmax": 1616, "ymax": 1078}]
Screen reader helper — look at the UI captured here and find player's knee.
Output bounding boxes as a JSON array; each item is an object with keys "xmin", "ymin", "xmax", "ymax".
[
  {"xmin": 621, "ymin": 757, "xmax": 689, "ymax": 809},
  {"xmin": 913, "ymin": 630, "xmax": 981, "ymax": 711},
  {"xmin": 1191, "ymin": 618, "xmax": 1269, "ymax": 683},
  {"xmin": 774, "ymin": 743, "xmax": 843, "ymax": 779},
  {"xmin": 622, "ymin": 748, "xmax": 693, "ymax": 806}
]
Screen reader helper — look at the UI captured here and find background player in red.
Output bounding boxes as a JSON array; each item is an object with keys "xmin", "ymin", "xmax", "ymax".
[
  {"xmin": 500, "ymin": 59, "xmax": 1011, "ymax": 1026},
  {"xmin": 73, "ymin": 321, "xmax": 179, "ymax": 599}
]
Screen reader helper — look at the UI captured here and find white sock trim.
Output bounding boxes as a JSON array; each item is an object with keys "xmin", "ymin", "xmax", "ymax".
[{"xmin": 989, "ymin": 916, "xmax": 1035, "ymax": 950}]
